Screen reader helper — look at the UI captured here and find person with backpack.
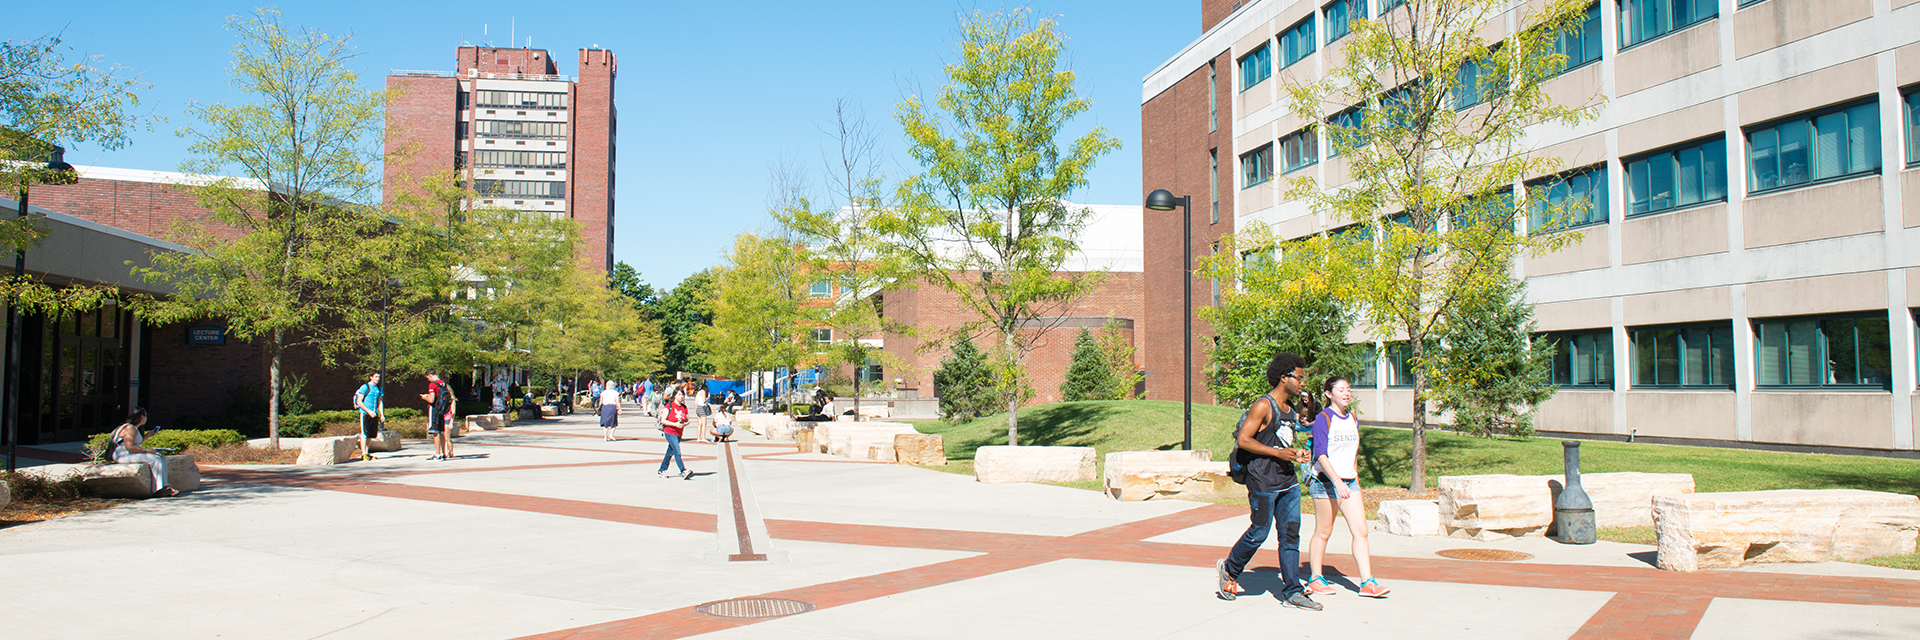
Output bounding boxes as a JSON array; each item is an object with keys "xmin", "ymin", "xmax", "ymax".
[
  {"xmin": 657, "ymin": 384, "xmax": 691, "ymax": 479},
  {"xmin": 1215, "ymin": 351, "xmax": 1320, "ymax": 611},
  {"xmin": 107, "ymin": 408, "xmax": 178, "ymax": 498},
  {"xmin": 1304, "ymin": 376, "xmax": 1391, "ymax": 598},
  {"xmin": 420, "ymin": 370, "xmax": 456, "ymax": 461},
  {"xmin": 354, "ymin": 372, "xmax": 385, "ymax": 462}
]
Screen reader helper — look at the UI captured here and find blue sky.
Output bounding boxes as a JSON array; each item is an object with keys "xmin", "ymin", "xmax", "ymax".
[{"xmin": 15, "ymin": 1, "xmax": 1194, "ymax": 288}]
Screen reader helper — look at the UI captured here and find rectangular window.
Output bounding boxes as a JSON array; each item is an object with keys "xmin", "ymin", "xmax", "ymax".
[
  {"xmin": 472, "ymin": 90, "xmax": 568, "ymax": 109},
  {"xmin": 1555, "ymin": 3, "xmax": 1603, "ymax": 73},
  {"xmin": 1630, "ymin": 323, "xmax": 1734, "ymax": 387},
  {"xmin": 1326, "ymin": 106, "xmax": 1365, "ymax": 156},
  {"xmin": 1210, "ymin": 150, "xmax": 1220, "ymax": 224},
  {"xmin": 1386, "ymin": 342, "xmax": 1424, "ymax": 387},
  {"xmin": 1754, "ymin": 314, "xmax": 1890, "ymax": 388},
  {"xmin": 1378, "ymin": 0, "xmax": 1406, "ymax": 16},
  {"xmin": 473, "ymin": 119, "xmax": 568, "ymax": 139},
  {"xmin": 1239, "ymin": 44, "xmax": 1272, "ymax": 91},
  {"xmin": 1906, "ymin": 88, "xmax": 1919, "ymax": 166},
  {"xmin": 1280, "ymin": 17, "xmax": 1317, "ymax": 69},
  {"xmin": 1527, "ymin": 164, "xmax": 1609, "ymax": 231},
  {"xmin": 1280, "ymin": 128, "xmax": 1319, "ymax": 174},
  {"xmin": 472, "ymin": 150, "xmax": 567, "ymax": 169},
  {"xmin": 1379, "ymin": 84, "xmax": 1419, "ymax": 132},
  {"xmin": 811, "ymin": 328, "xmax": 832, "ymax": 343},
  {"xmin": 808, "ymin": 279, "xmax": 831, "ymax": 299},
  {"xmin": 1325, "ymin": 0, "xmax": 1361, "ymax": 43},
  {"xmin": 1349, "ymin": 343, "xmax": 1378, "ymax": 387},
  {"xmin": 1747, "ymin": 100, "xmax": 1879, "ymax": 194},
  {"xmin": 858, "ymin": 358, "xmax": 884, "ymax": 384},
  {"xmin": 1538, "ymin": 330, "xmax": 1615, "ymax": 388},
  {"xmin": 1619, "ymin": 0, "xmax": 1717, "ymax": 49},
  {"xmin": 1241, "ymin": 144, "xmax": 1274, "ymax": 188},
  {"xmin": 1209, "ymin": 62, "xmax": 1218, "ymax": 132},
  {"xmin": 472, "ymin": 179, "xmax": 566, "ymax": 198},
  {"xmin": 1625, "ymin": 136, "xmax": 1725, "ymax": 217}
]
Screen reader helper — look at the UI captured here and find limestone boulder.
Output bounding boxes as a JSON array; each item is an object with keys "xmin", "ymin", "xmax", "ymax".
[
  {"xmin": 1653, "ymin": 490, "xmax": 1920, "ymax": 572},
  {"xmin": 793, "ymin": 427, "xmax": 816, "ymax": 454},
  {"xmin": 465, "ymin": 414, "xmax": 507, "ymax": 431},
  {"xmin": 975, "ymin": 445, "xmax": 1097, "ymax": 484},
  {"xmin": 828, "ymin": 423, "xmax": 921, "ymax": 461},
  {"xmin": 164, "ymin": 455, "xmax": 201, "ymax": 494},
  {"xmin": 80, "ymin": 463, "xmax": 156, "ymax": 498},
  {"xmin": 297, "ymin": 437, "xmax": 352, "ymax": 465},
  {"xmin": 1375, "ymin": 500, "xmax": 1444, "ymax": 537},
  {"xmin": 894, "ymin": 433, "xmax": 946, "ymax": 466},
  {"xmin": 369, "ymin": 430, "xmax": 404, "ymax": 453},
  {"xmin": 1560, "ymin": 472, "xmax": 1694, "ymax": 529},
  {"xmin": 762, "ymin": 416, "xmax": 799, "ymax": 442},
  {"xmin": 1439, "ymin": 474, "xmax": 1555, "ymax": 540},
  {"xmin": 539, "ymin": 405, "xmax": 560, "ymax": 417},
  {"xmin": 1102, "ymin": 450, "xmax": 1229, "ymax": 501}
]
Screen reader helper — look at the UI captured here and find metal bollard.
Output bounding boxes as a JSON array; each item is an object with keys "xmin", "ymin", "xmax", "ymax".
[{"xmin": 1553, "ymin": 440, "xmax": 1597, "ymax": 544}]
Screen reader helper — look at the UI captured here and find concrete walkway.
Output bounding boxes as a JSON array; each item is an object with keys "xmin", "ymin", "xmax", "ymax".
[{"xmin": 3, "ymin": 407, "xmax": 1916, "ymax": 639}]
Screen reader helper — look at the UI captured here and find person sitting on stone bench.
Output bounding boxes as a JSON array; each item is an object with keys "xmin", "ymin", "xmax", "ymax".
[{"xmin": 109, "ymin": 407, "xmax": 179, "ymax": 498}]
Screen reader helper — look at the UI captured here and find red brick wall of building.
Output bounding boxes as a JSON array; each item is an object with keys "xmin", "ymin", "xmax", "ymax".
[
  {"xmin": 571, "ymin": 49, "xmax": 617, "ymax": 274},
  {"xmin": 382, "ymin": 75, "xmax": 459, "ymax": 206},
  {"xmin": 1141, "ymin": 50, "xmax": 1233, "ymax": 405},
  {"xmin": 142, "ymin": 322, "xmax": 389, "ymax": 428},
  {"xmin": 458, "ymin": 46, "xmax": 559, "ymax": 75},
  {"xmin": 879, "ymin": 271, "xmax": 1144, "ymax": 406},
  {"xmin": 29, "ymin": 177, "xmax": 243, "ymax": 241},
  {"xmin": 1203, "ymin": 0, "xmax": 1242, "ymax": 32}
]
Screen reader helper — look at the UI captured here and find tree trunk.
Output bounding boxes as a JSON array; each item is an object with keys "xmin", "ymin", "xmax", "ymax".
[
  {"xmin": 268, "ymin": 328, "xmax": 283, "ymax": 450},
  {"xmin": 852, "ymin": 358, "xmax": 862, "ymax": 422},
  {"xmin": 1410, "ymin": 345, "xmax": 1428, "ymax": 496}
]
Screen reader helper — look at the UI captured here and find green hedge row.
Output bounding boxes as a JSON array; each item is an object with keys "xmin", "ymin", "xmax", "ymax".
[
  {"xmin": 86, "ymin": 428, "xmax": 248, "ymax": 461},
  {"xmin": 170, "ymin": 409, "xmax": 424, "ymax": 439}
]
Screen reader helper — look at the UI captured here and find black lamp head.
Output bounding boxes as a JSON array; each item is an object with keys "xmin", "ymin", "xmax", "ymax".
[{"xmin": 1145, "ymin": 189, "xmax": 1181, "ymax": 211}]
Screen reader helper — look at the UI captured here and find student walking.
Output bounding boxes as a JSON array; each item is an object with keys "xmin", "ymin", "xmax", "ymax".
[
  {"xmin": 1215, "ymin": 352, "xmax": 1320, "ymax": 611},
  {"xmin": 658, "ymin": 386, "xmax": 691, "ymax": 479},
  {"xmin": 420, "ymin": 370, "xmax": 456, "ymax": 461},
  {"xmin": 599, "ymin": 379, "xmax": 622, "ymax": 441},
  {"xmin": 1305, "ymin": 376, "xmax": 1390, "ymax": 598},
  {"xmin": 354, "ymin": 373, "xmax": 385, "ymax": 461}
]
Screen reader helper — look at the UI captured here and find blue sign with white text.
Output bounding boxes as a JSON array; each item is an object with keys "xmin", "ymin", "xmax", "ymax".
[{"xmin": 187, "ymin": 326, "xmax": 226, "ymax": 345}]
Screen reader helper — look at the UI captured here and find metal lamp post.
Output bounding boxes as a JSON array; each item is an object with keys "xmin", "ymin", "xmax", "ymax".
[
  {"xmin": 4, "ymin": 158, "xmax": 77, "ymax": 473},
  {"xmin": 1145, "ymin": 189, "xmax": 1193, "ymax": 451}
]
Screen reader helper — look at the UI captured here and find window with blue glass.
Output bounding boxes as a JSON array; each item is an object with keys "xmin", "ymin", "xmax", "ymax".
[
  {"xmin": 1451, "ymin": 190, "xmax": 1515, "ymax": 231},
  {"xmin": 1619, "ymin": 0, "xmax": 1716, "ymax": 49},
  {"xmin": 1747, "ymin": 100, "xmax": 1879, "ymax": 195},
  {"xmin": 1280, "ymin": 127, "xmax": 1318, "ymax": 174},
  {"xmin": 1631, "ymin": 323, "xmax": 1734, "ymax": 387},
  {"xmin": 1239, "ymin": 44, "xmax": 1272, "ymax": 91},
  {"xmin": 1349, "ymin": 343, "xmax": 1378, "ymax": 387},
  {"xmin": 1527, "ymin": 164, "xmax": 1609, "ymax": 231},
  {"xmin": 1280, "ymin": 17, "xmax": 1317, "ymax": 69},
  {"xmin": 1378, "ymin": 84, "xmax": 1420, "ymax": 133},
  {"xmin": 1554, "ymin": 3, "xmax": 1602, "ymax": 73},
  {"xmin": 1907, "ymin": 88, "xmax": 1920, "ymax": 166},
  {"xmin": 1385, "ymin": 342, "xmax": 1431, "ymax": 387},
  {"xmin": 1625, "ymin": 136, "xmax": 1725, "ymax": 217},
  {"xmin": 1537, "ymin": 329, "xmax": 1614, "ymax": 388},
  {"xmin": 1754, "ymin": 314, "xmax": 1890, "ymax": 388},
  {"xmin": 1326, "ymin": 106, "xmax": 1365, "ymax": 156},
  {"xmin": 1242, "ymin": 144, "xmax": 1274, "ymax": 188},
  {"xmin": 1324, "ymin": 0, "xmax": 1362, "ymax": 43},
  {"xmin": 1455, "ymin": 46, "xmax": 1503, "ymax": 109},
  {"xmin": 1378, "ymin": 0, "xmax": 1406, "ymax": 16}
]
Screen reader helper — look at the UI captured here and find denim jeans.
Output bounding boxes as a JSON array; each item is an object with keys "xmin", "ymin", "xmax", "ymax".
[
  {"xmin": 658, "ymin": 433, "xmax": 686, "ymax": 473},
  {"xmin": 1224, "ymin": 485, "xmax": 1303, "ymax": 598}
]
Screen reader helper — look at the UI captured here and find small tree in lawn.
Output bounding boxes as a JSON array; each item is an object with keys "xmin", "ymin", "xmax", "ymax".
[
  {"xmin": 1195, "ymin": 231, "xmax": 1368, "ymax": 408},
  {"xmin": 933, "ymin": 335, "xmax": 996, "ymax": 422},
  {"xmin": 878, "ymin": 9, "xmax": 1121, "ymax": 445},
  {"xmin": 1280, "ymin": 0, "xmax": 1602, "ymax": 492},
  {"xmin": 1433, "ymin": 272, "xmax": 1556, "ymax": 437},
  {"xmin": 1059, "ymin": 328, "xmax": 1111, "ymax": 402}
]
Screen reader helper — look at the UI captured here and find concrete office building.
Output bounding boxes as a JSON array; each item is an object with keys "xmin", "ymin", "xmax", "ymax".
[
  {"xmin": 385, "ymin": 46, "xmax": 618, "ymax": 274},
  {"xmin": 1143, "ymin": 0, "xmax": 1920, "ymax": 452}
]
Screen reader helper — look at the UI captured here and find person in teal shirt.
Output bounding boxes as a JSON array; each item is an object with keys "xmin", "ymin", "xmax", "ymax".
[{"xmin": 354, "ymin": 373, "xmax": 385, "ymax": 461}]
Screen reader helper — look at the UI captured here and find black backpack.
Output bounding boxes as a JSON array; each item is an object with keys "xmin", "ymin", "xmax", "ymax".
[{"xmin": 1227, "ymin": 394, "xmax": 1280, "ymax": 484}]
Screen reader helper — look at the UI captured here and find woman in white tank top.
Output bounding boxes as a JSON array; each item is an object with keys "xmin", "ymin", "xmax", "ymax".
[{"xmin": 1304, "ymin": 376, "xmax": 1390, "ymax": 598}]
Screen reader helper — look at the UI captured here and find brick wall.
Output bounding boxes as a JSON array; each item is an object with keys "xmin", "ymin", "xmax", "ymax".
[
  {"xmin": 1141, "ymin": 50, "xmax": 1233, "ymax": 405},
  {"xmin": 1202, "ymin": 0, "xmax": 1242, "ymax": 32},
  {"xmin": 878, "ymin": 271, "xmax": 1143, "ymax": 406},
  {"xmin": 571, "ymin": 49, "xmax": 616, "ymax": 275},
  {"xmin": 457, "ymin": 46, "xmax": 559, "ymax": 75},
  {"xmin": 383, "ymin": 75, "xmax": 458, "ymax": 206},
  {"xmin": 143, "ymin": 322, "xmax": 381, "ymax": 428},
  {"xmin": 29, "ymin": 178, "xmax": 243, "ymax": 241}
]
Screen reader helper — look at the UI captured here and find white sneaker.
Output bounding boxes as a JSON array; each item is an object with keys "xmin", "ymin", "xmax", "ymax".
[
  {"xmin": 656, "ymin": 470, "xmax": 669, "ymax": 478},
  {"xmin": 680, "ymin": 469, "xmax": 693, "ymax": 480}
]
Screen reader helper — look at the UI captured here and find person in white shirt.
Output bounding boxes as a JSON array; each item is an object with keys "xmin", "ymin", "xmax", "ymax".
[
  {"xmin": 599, "ymin": 380, "xmax": 622, "ymax": 441},
  {"xmin": 1304, "ymin": 376, "xmax": 1390, "ymax": 599}
]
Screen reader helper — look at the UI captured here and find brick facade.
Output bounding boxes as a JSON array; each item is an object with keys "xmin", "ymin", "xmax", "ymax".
[
  {"xmin": 878, "ymin": 272, "xmax": 1144, "ymax": 405},
  {"xmin": 1141, "ymin": 50, "xmax": 1233, "ymax": 405},
  {"xmin": 1201, "ymin": 0, "xmax": 1241, "ymax": 32},
  {"xmin": 571, "ymin": 49, "xmax": 617, "ymax": 274},
  {"xmin": 382, "ymin": 75, "xmax": 459, "ymax": 207},
  {"xmin": 28, "ymin": 176, "xmax": 243, "ymax": 241},
  {"xmin": 142, "ymin": 322, "xmax": 376, "ymax": 427}
]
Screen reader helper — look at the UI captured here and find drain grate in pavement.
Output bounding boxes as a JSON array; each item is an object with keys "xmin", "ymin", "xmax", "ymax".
[
  {"xmin": 1435, "ymin": 548, "xmax": 1535, "ymax": 562},
  {"xmin": 695, "ymin": 597, "xmax": 816, "ymax": 619}
]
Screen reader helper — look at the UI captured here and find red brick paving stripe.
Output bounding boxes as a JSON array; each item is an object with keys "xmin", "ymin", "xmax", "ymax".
[{"xmin": 1568, "ymin": 592, "xmax": 1715, "ymax": 640}]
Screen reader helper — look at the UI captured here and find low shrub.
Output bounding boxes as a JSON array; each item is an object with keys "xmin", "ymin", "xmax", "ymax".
[{"xmin": 84, "ymin": 429, "xmax": 248, "ymax": 460}]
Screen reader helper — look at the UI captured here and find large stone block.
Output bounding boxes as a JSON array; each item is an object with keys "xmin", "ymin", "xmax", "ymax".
[
  {"xmin": 1653, "ymin": 490, "xmax": 1920, "ymax": 572},
  {"xmin": 539, "ymin": 405, "xmax": 560, "ymax": 417},
  {"xmin": 828, "ymin": 423, "xmax": 922, "ymax": 461},
  {"xmin": 164, "ymin": 455, "xmax": 200, "ymax": 494},
  {"xmin": 80, "ymin": 463, "xmax": 156, "ymax": 498},
  {"xmin": 1102, "ymin": 450, "xmax": 1229, "ymax": 501},
  {"xmin": 369, "ymin": 430, "xmax": 404, "ymax": 453},
  {"xmin": 1376, "ymin": 500, "xmax": 1444, "ymax": 537},
  {"xmin": 465, "ymin": 414, "xmax": 507, "ymax": 431},
  {"xmin": 1440, "ymin": 472, "xmax": 1697, "ymax": 540},
  {"xmin": 297, "ymin": 437, "xmax": 352, "ymax": 465},
  {"xmin": 793, "ymin": 427, "xmax": 816, "ymax": 454},
  {"xmin": 894, "ymin": 433, "xmax": 946, "ymax": 466},
  {"xmin": 975, "ymin": 445, "xmax": 1097, "ymax": 484},
  {"xmin": 1566, "ymin": 472, "xmax": 1695, "ymax": 529},
  {"xmin": 763, "ymin": 416, "xmax": 800, "ymax": 442}
]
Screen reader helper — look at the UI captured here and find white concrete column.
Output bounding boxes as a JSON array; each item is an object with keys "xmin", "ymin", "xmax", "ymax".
[{"xmin": 1877, "ymin": 49, "xmax": 1913, "ymax": 449}]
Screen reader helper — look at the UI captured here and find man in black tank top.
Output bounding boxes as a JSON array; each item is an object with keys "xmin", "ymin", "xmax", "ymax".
[{"xmin": 1215, "ymin": 352, "xmax": 1321, "ymax": 611}]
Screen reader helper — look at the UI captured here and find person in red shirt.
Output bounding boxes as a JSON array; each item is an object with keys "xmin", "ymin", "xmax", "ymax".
[
  {"xmin": 657, "ymin": 382, "xmax": 691, "ymax": 479},
  {"xmin": 419, "ymin": 370, "xmax": 455, "ymax": 461}
]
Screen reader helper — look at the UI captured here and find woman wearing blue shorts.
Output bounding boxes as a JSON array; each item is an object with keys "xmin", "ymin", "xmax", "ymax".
[{"xmin": 1305, "ymin": 376, "xmax": 1390, "ymax": 598}]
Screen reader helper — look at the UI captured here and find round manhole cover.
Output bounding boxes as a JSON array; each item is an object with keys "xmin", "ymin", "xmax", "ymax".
[
  {"xmin": 695, "ymin": 598, "xmax": 816, "ymax": 619},
  {"xmin": 1436, "ymin": 548, "xmax": 1535, "ymax": 562}
]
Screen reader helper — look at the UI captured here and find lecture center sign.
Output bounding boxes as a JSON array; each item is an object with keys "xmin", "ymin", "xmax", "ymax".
[{"xmin": 187, "ymin": 326, "xmax": 227, "ymax": 345}]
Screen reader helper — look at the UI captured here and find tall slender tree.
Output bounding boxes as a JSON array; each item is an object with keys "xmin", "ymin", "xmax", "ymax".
[{"xmin": 877, "ymin": 9, "xmax": 1120, "ymax": 445}]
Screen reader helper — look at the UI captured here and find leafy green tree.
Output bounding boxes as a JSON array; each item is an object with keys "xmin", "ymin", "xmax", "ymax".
[
  {"xmin": 657, "ymin": 270, "xmax": 715, "ymax": 376},
  {"xmin": 1197, "ymin": 234, "xmax": 1367, "ymax": 408},
  {"xmin": 933, "ymin": 335, "xmax": 997, "ymax": 422},
  {"xmin": 697, "ymin": 232, "xmax": 809, "ymax": 380},
  {"xmin": 1433, "ymin": 273, "xmax": 1556, "ymax": 437},
  {"xmin": 609, "ymin": 261, "xmax": 658, "ymax": 310},
  {"xmin": 1058, "ymin": 328, "xmax": 1111, "ymax": 402},
  {"xmin": 877, "ymin": 9, "xmax": 1121, "ymax": 445},
  {"xmin": 1, "ymin": 31, "xmax": 153, "ymax": 313},
  {"xmin": 1276, "ymin": 0, "xmax": 1601, "ymax": 491},
  {"xmin": 133, "ymin": 10, "xmax": 390, "ymax": 448}
]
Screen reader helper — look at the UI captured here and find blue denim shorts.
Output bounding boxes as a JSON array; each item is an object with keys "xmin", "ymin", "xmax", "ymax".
[{"xmin": 1307, "ymin": 474, "xmax": 1360, "ymax": 500}]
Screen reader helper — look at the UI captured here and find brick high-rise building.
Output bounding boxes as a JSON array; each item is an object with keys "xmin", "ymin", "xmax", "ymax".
[{"xmin": 384, "ymin": 46, "xmax": 618, "ymax": 274}]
